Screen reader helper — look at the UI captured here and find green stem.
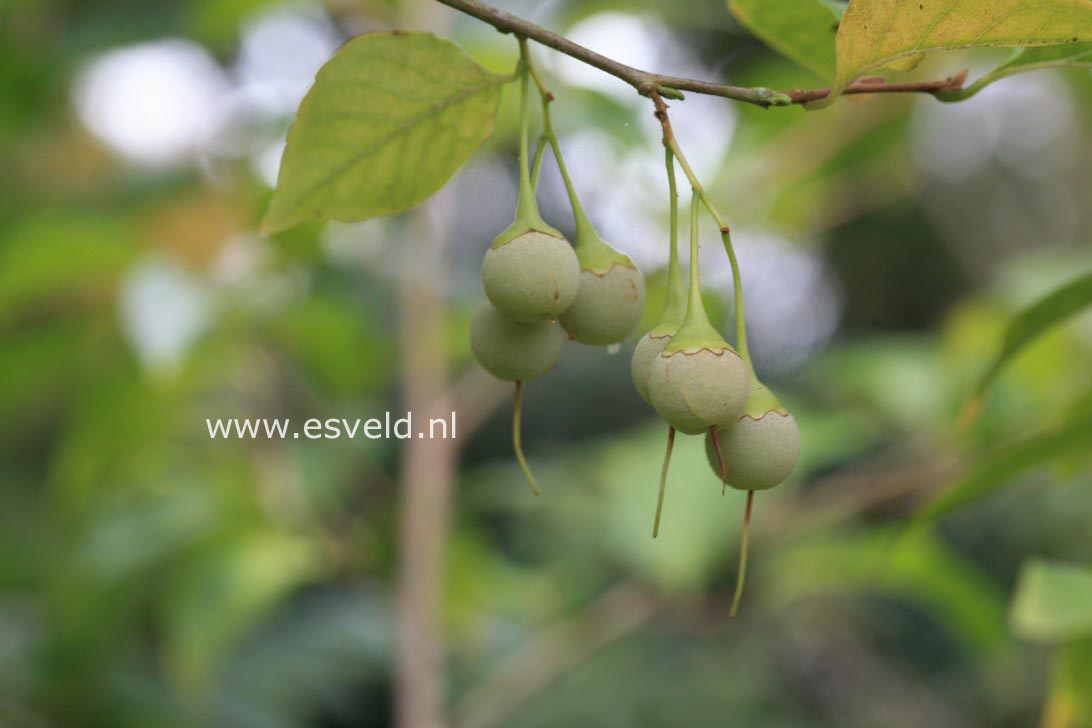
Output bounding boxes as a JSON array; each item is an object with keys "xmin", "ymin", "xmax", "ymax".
[
  {"xmin": 687, "ymin": 190, "xmax": 703, "ymax": 317},
  {"xmin": 512, "ymin": 381, "xmax": 540, "ymax": 496},
  {"xmin": 729, "ymin": 490, "xmax": 754, "ymax": 617},
  {"xmin": 492, "ymin": 38, "xmax": 561, "ymax": 246},
  {"xmin": 664, "ymin": 188, "xmax": 723, "ymax": 351},
  {"xmin": 523, "ymin": 43, "xmax": 597, "ymax": 244},
  {"xmin": 648, "ymin": 142, "xmax": 687, "ymax": 334},
  {"xmin": 513, "ymin": 47, "xmax": 537, "ymax": 226},
  {"xmin": 721, "ymin": 229, "xmax": 752, "ymax": 375},
  {"xmin": 709, "ymin": 425, "xmax": 728, "ymax": 495},
  {"xmin": 660, "ymin": 103, "xmax": 752, "ymax": 369},
  {"xmin": 665, "ymin": 148, "xmax": 681, "ymax": 292},
  {"xmin": 530, "ymin": 134, "xmax": 547, "ymax": 192},
  {"xmin": 540, "ymin": 97, "xmax": 595, "ymax": 242}
]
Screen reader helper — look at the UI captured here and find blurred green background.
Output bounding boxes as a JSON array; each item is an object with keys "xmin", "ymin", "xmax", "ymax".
[{"xmin": 3, "ymin": 0, "xmax": 1092, "ymax": 726}]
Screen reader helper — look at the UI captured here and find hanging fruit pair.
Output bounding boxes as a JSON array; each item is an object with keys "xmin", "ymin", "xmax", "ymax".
[
  {"xmin": 630, "ymin": 149, "xmax": 800, "ymax": 615},
  {"xmin": 471, "ymin": 43, "xmax": 646, "ymax": 494}
]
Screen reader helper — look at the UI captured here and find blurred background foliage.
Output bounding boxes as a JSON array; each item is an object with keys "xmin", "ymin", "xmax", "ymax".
[{"xmin": 2, "ymin": 0, "xmax": 1092, "ymax": 726}]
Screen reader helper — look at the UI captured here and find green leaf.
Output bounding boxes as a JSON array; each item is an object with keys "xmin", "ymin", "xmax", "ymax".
[
  {"xmin": 163, "ymin": 530, "xmax": 319, "ymax": 691},
  {"xmin": 261, "ymin": 32, "xmax": 508, "ymax": 234},
  {"xmin": 913, "ymin": 411, "xmax": 1092, "ymax": 525},
  {"xmin": 942, "ymin": 41, "xmax": 1092, "ymax": 100},
  {"xmin": 0, "ymin": 213, "xmax": 136, "ymax": 322},
  {"xmin": 1011, "ymin": 560, "xmax": 1092, "ymax": 644},
  {"xmin": 729, "ymin": 0, "xmax": 840, "ymax": 81},
  {"xmin": 827, "ymin": 0, "xmax": 1092, "ymax": 102},
  {"xmin": 764, "ymin": 531, "xmax": 1008, "ymax": 652},
  {"xmin": 967, "ymin": 272, "xmax": 1092, "ymax": 414}
]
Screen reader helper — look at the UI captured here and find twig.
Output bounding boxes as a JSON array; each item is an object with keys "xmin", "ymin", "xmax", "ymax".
[
  {"xmin": 395, "ymin": 192, "xmax": 458, "ymax": 728},
  {"xmin": 453, "ymin": 582, "xmax": 661, "ymax": 728},
  {"xmin": 434, "ymin": 0, "xmax": 966, "ymax": 108},
  {"xmin": 436, "ymin": 0, "xmax": 786, "ymax": 106},
  {"xmin": 786, "ymin": 69, "xmax": 970, "ymax": 104}
]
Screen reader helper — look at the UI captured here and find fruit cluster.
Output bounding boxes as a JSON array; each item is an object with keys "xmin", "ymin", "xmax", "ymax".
[
  {"xmin": 470, "ymin": 47, "xmax": 800, "ymax": 614},
  {"xmin": 471, "ymin": 57, "xmax": 646, "ymax": 494},
  {"xmin": 631, "ymin": 186, "xmax": 801, "ymax": 513},
  {"xmin": 629, "ymin": 167, "xmax": 800, "ymax": 612}
]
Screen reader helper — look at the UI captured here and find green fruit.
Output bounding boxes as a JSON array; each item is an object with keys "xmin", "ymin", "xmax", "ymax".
[
  {"xmin": 630, "ymin": 240, "xmax": 686, "ymax": 403},
  {"xmin": 705, "ymin": 412, "xmax": 800, "ymax": 491},
  {"xmin": 482, "ymin": 230, "xmax": 580, "ymax": 322},
  {"xmin": 705, "ymin": 382, "xmax": 800, "ymax": 490},
  {"xmin": 470, "ymin": 301, "xmax": 563, "ymax": 381},
  {"xmin": 558, "ymin": 217, "xmax": 645, "ymax": 345},
  {"xmin": 561, "ymin": 263, "xmax": 645, "ymax": 344},
  {"xmin": 630, "ymin": 330, "xmax": 672, "ymax": 403},
  {"xmin": 645, "ymin": 188, "xmax": 749, "ymax": 431},
  {"xmin": 648, "ymin": 347, "xmax": 749, "ymax": 434},
  {"xmin": 646, "ymin": 234, "xmax": 749, "ymax": 434}
]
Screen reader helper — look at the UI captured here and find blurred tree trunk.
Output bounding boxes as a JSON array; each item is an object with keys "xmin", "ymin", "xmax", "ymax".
[{"xmin": 395, "ymin": 186, "xmax": 456, "ymax": 728}]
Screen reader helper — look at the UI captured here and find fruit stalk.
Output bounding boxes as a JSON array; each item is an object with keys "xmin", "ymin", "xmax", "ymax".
[
  {"xmin": 524, "ymin": 44, "xmax": 619, "ymax": 265},
  {"xmin": 512, "ymin": 48, "xmax": 537, "ymax": 228},
  {"xmin": 709, "ymin": 425, "xmax": 728, "ymax": 494},
  {"xmin": 652, "ymin": 426, "xmax": 676, "ymax": 538},
  {"xmin": 653, "ymin": 92, "xmax": 752, "ymax": 369},
  {"xmin": 730, "ymin": 490, "xmax": 755, "ymax": 617},
  {"xmin": 512, "ymin": 380, "xmax": 540, "ymax": 495},
  {"xmin": 665, "ymin": 148, "xmax": 681, "ymax": 294}
]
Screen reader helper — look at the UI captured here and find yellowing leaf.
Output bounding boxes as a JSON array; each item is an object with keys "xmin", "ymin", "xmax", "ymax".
[
  {"xmin": 729, "ymin": 0, "xmax": 841, "ymax": 80},
  {"xmin": 830, "ymin": 0, "xmax": 1092, "ymax": 101},
  {"xmin": 262, "ymin": 32, "xmax": 507, "ymax": 234}
]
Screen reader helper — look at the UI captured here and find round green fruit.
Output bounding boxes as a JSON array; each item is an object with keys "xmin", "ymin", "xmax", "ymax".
[
  {"xmin": 705, "ymin": 411, "xmax": 800, "ymax": 491},
  {"xmin": 648, "ymin": 348, "xmax": 749, "ymax": 434},
  {"xmin": 630, "ymin": 329, "xmax": 673, "ymax": 403},
  {"xmin": 560, "ymin": 263, "xmax": 645, "ymax": 345},
  {"xmin": 482, "ymin": 230, "xmax": 580, "ymax": 322},
  {"xmin": 470, "ymin": 302, "xmax": 563, "ymax": 381}
]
